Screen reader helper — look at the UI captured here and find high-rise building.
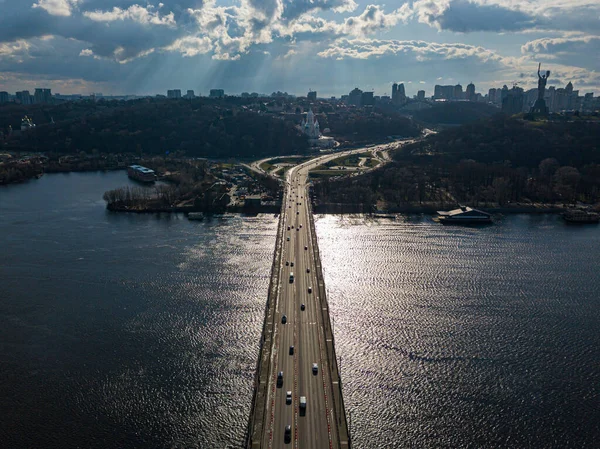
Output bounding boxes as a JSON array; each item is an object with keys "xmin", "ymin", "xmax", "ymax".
[
  {"xmin": 209, "ymin": 89, "xmax": 225, "ymax": 98},
  {"xmin": 417, "ymin": 90, "xmax": 425, "ymax": 101},
  {"xmin": 348, "ymin": 88, "xmax": 363, "ymax": 106},
  {"xmin": 392, "ymin": 83, "xmax": 406, "ymax": 104},
  {"xmin": 34, "ymin": 88, "xmax": 52, "ymax": 104},
  {"xmin": 0, "ymin": 91, "xmax": 9, "ymax": 103},
  {"xmin": 361, "ymin": 91, "xmax": 374, "ymax": 106},
  {"xmin": 453, "ymin": 84, "xmax": 463, "ymax": 100},
  {"xmin": 185, "ymin": 90, "xmax": 195, "ymax": 99},
  {"xmin": 501, "ymin": 86, "xmax": 524, "ymax": 115},
  {"xmin": 307, "ymin": 90, "xmax": 317, "ymax": 101},
  {"xmin": 434, "ymin": 84, "xmax": 461, "ymax": 100},
  {"xmin": 16, "ymin": 91, "xmax": 32, "ymax": 105},
  {"xmin": 167, "ymin": 89, "xmax": 182, "ymax": 99},
  {"xmin": 466, "ymin": 82, "xmax": 475, "ymax": 101}
]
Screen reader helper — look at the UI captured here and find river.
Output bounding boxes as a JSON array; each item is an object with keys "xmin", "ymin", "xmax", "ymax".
[{"xmin": 1, "ymin": 171, "xmax": 599, "ymax": 448}]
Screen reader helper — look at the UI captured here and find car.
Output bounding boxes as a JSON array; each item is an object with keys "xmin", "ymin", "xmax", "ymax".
[
  {"xmin": 286, "ymin": 261, "xmax": 289, "ymax": 266},
  {"xmin": 312, "ymin": 363, "xmax": 318, "ymax": 374},
  {"xmin": 289, "ymin": 345, "xmax": 294, "ymax": 355},
  {"xmin": 299, "ymin": 224, "xmax": 302, "ymax": 228},
  {"xmin": 299, "ymin": 396, "xmax": 306, "ymax": 411},
  {"xmin": 287, "ymin": 226, "xmax": 290, "ymax": 230},
  {"xmin": 277, "ymin": 371, "xmax": 284, "ymax": 387},
  {"xmin": 301, "ymin": 303, "xmax": 305, "ymax": 311},
  {"xmin": 304, "ymin": 246, "xmax": 308, "ymax": 250},
  {"xmin": 306, "ymin": 268, "xmax": 310, "ymax": 273},
  {"xmin": 291, "ymin": 225, "xmax": 294, "ymax": 229},
  {"xmin": 308, "ymin": 287, "xmax": 312, "ymax": 293},
  {"xmin": 282, "ymin": 314, "xmax": 287, "ymax": 324},
  {"xmin": 287, "ymin": 237, "xmax": 290, "ymax": 241},
  {"xmin": 286, "ymin": 391, "xmax": 292, "ymax": 404},
  {"xmin": 290, "ymin": 262, "xmax": 294, "ymax": 267},
  {"xmin": 297, "ymin": 211, "xmax": 300, "ymax": 215},
  {"xmin": 297, "ymin": 228, "xmax": 300, "ymax": 231},
  {"xmin": 284, "ymin": 425, "xmax": 291, "ymax": 443}
]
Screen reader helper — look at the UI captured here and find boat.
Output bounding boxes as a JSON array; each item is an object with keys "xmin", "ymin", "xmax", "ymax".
[
  {"xmin": 562, "ymin": 209, "xmax": 600, "ymax": 224},
  {"xmin": 437, "ymin": 206, "xmax": 492, "ymax": 224},
  {"xmin": 127, "ymin": 165, "xmax": 156, "ymax": 183},
  {"xmin": 187, "ymin": 212, "xmax": 204, "ymax": 221}
]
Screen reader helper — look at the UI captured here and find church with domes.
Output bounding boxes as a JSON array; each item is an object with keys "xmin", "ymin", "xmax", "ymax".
[{"xmin": 301, "ymin": 109, "xmax": 320, "ymax": 139}]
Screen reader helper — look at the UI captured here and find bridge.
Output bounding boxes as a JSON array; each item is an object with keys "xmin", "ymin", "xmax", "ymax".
[{"xmin": 246, "ymin": 153, "xmax": 361, "ymax": 448}]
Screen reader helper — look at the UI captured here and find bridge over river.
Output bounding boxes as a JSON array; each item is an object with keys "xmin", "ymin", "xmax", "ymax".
[{"xmin": 246, "ymin": 143, "xmax": 408, "ymax": 448}]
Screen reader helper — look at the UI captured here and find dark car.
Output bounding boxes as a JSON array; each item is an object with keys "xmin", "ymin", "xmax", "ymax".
[
  {"xmin": 289, "ymin": 345, "xmax": 294, "ymax": 355},
  {"xmin": 286, "ymin": 261, "xmax": 289, "ymax": 266},
  {"xmin": 284, "ymin": 425, "xmax": 291, "ymax": 443},
  {"xmin": 306, "ymin": 268, "xmax": 310, "ymax": 273},
  {"xmin": 277, "ymin": 371, "xmax": 284, "ymax": 387},
  {"xmin": 304, "ymin": 246, "xmax": 308, "ymax": 250},
  {"xmin": 282, "ymin": 314, "xmax": 287, "ymax": 324},
  {"xmin": 301, "ymin": 303, "xmax": 305, "ymax": 311},
  {"xmin": 308, "ymin": 287, "xmax": 312, "ymax": 294}
]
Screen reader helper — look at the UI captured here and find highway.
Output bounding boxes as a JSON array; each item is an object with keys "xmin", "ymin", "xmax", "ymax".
[
  {"xmin": 258, "ymin": 142, "xmax": 420, "ymax": 448},
  {"xmin": 263, "ymin": 160, "xmax": 339, "ymax": 449}
]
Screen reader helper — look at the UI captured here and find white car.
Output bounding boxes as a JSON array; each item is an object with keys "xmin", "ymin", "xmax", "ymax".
[{"xmin": 286, "ymin": 391, "xmax": 292, "ymax": 404}]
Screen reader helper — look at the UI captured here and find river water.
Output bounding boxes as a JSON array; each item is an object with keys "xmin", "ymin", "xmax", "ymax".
[
  {"xmin": 1, "ymin": 172, "xmax": 599, "ymax": 448},
  {"xmin": 315, "ymin": 214, "xmax": 600, "ymax": 449}
]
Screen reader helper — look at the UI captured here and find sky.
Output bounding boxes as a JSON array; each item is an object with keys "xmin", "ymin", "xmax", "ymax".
[{"xmin": 0, "ymin": 0, "xmax": 599, "ymax": 97}]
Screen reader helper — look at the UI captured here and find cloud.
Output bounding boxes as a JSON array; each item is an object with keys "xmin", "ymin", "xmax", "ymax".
[
  {"xmin": 343, "ymin": 4, "xmax": 412, "ymax": 36},
  {"xmin": 32, "ymin": 0, "xmax": 79, "ymax": 17},
  {"xmin": 163, "ymin": 35, "xmax": 213, "ymax": 56},
  {"xmin": 318, "ymin": 38, "xmax": 507, "ymax": 64},
  {"xmin": 521, "ymin": 35, "xmax": 600, "ymax": 71},
  {"xmin": 412, "ymin": 0, "xmax": 535, "ymax": 32},
  {"xmin": 410, "ymin": 0, "xmax": 600, "ymax": 34},
  {"xmin": 282, "ymin": 0, "xmax": 357, "ymax": 21},
  {"xmin": 83, "ymin": 4, "xmax": 176, "ymax": 26}
]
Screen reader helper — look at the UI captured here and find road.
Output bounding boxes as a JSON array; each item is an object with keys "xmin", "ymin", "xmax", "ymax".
[
  {"xmin": 263, "ymin": 158, "xmax": 343, "ymax": 449},
  {"xmin": 259, "ymin": 140, "xmax": 424, "ymax": 448}
]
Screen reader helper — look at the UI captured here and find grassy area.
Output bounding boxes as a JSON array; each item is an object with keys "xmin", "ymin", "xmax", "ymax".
[
  {"xmin": 308, "ymin": 170, "xmax": 343, "ymax": 179},
  {"xmin": 324, "ymin": 154, "xmax": 361, "ymax": 168},
  {"xmin": 367, "ymin": 158, "xmax": 380, "ymax": 168},
  {"xmin": 278, "ymin": 166, "xmax": 293, "ymax": 178},
  {"xmin": 259, "ymin": 161, "xmax": 273, "ymax": 172}
]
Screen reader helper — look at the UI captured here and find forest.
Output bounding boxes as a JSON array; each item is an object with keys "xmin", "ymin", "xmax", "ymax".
[
  {"xmin": 315, "ymin": 116, "xmax": 600, "ymax": 208},
  {"xmin": 1, "ymin": 98, "xmax": 308, "ymax": 159}
]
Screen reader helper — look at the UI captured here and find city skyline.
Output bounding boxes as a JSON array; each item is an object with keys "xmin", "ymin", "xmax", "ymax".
[{"xmin": 0, "ymin": 1, "xmax": 599, "ymax": 96}]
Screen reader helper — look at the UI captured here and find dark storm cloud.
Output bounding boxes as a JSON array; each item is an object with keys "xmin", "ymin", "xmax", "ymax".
[{"xmin": 417, "ymin": 0, "xmax": 536, "ymax": 33}]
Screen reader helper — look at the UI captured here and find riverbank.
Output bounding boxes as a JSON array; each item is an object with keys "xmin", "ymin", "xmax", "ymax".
[
  {"xmin": 106, "ymin": 203, "xmax": 281, "ymax": 214},
  {"xmin": 313, "ymin": 202, "xmax": 584, "ymax": 215}
]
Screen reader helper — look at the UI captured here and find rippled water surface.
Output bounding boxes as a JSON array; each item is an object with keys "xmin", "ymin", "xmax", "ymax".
[
  {"xmin": 2, "ymin": 172, "xmax": 600, "ymax": 449},
  {"xmin": 0, "ymin": 172, "xmax": 277, "ymax": 448},
  {"xmin": 315, "ymin": 214, "xmax": 600, "ymax": 448}
]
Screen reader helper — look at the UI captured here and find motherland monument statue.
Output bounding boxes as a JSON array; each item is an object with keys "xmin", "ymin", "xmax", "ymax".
[{"xmin": 531, "ymin": 63, "xmax": 550, "ymax": 115}]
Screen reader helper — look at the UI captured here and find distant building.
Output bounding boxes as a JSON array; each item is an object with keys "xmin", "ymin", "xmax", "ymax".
[
  {"xmin": 392, "ymin": 83, "xmax": 406, "ymax": 105},
  {"xmin": 0, "ymin": 91, "xmax": 8, "ymax": 103},
  {"xmin": 209, "ymin": 89, "xmax": 225, "ymax": 98},
  {"xmin": 417, "ymin": 90, "xmax": 425, "ymax": 101},
  {"xmin": 307, "ymin": 90, "xmax": 317, "ymax": 101},
  {"xmin": 16, "ymin": 90, "xmax": 32, "ymax": 105},
  {"xmin": 348, "ymin": 88, "xmax": 363, "ymax": 106},
  {"xmin": 465, "ymin": 82, "xmax": 475, "ymax": 101},
  {"xmin": 501, "ymin": 86, "xmax": 524, "ymax": 115},
  {"xmin": 301, "ymin": 109, "xmax": 320, "ymax": 139},
  {"xmin": 361, "ymin": 91, "xmax": 374, "ymax": 106},
  {"xmin": 167, "ymin": 89, "xmax": 182, "ymax": 99},
  {"xmin": 185, "ymin": 90, "xmax": 195, "ymax": 99},
  {"xmin": 34, "ymin": 88, "xmax": 52, "ymax": 104}
]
